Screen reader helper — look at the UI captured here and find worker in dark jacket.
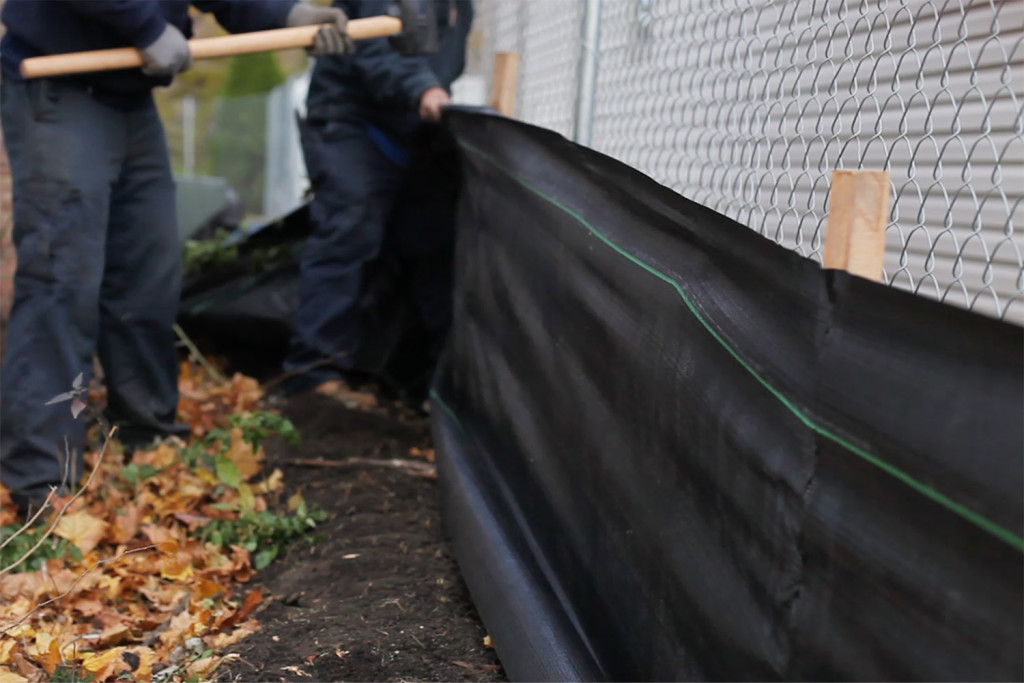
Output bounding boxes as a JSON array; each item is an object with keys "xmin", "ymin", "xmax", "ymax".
[
  {"xmin": 0, "ymin": 0, "xmax": 352, "ymax": 518},
  {"xmin": 281, "ymin": 0, "xmax": 473, "ymax": 407}
]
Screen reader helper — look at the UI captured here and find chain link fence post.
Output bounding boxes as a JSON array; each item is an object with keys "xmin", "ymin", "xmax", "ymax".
[{"xmin": 574, "ymin": 0, "xmax": 603, "ymax": 146}]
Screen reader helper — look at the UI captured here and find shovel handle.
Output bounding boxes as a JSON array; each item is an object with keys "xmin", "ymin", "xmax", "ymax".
[{"xmin": 20, "ymin": 15, "xmax": 402, "ymax": 79}]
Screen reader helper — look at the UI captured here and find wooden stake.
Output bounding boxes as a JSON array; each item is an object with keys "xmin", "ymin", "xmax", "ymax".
[
  {"xmin": 822, "ymin": 169, "xmax": 891, "ymax": 281},
  {"xmin": 490, "ymin": 52, "xmax": 520, "ymax": 117}
]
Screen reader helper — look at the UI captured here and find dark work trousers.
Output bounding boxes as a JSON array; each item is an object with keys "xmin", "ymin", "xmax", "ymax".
[
  {"xmin": 282, "ymin": 116, "xmax": 457, "ymax": 395},
  {"xmin": 0, "ymin": 78, "xmax": 184, "ymax": 500}
]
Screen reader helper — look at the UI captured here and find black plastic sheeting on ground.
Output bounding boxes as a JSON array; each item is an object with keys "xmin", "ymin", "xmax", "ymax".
[
  {"xmin": 430, "ymin": 109, "xmax": 1024, "ymax": 682},
  {"xmin": 176, "ymin": 121, "xmax": 461, "ymax": 401}
]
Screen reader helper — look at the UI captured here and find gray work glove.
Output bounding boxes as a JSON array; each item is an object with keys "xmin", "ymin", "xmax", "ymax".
[
  {"xmin": 139, "ymin": 22, "xmax": 192, "ymax": 77},
  {"xmin": 286, "ymin": 3, "xmax": 354, "ymax": 56}
]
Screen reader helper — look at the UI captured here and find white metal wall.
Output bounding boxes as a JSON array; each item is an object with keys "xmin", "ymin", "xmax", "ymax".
[
  {"xmin": 472, "ymin": 0, "xmax": 1024, "ymax": 325},
  {"xmin": 479, "ymin": 0, "xmax": 583, "ymax": 138}
]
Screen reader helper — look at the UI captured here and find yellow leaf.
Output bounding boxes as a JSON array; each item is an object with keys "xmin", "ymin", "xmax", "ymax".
[
  {"xmin": 159, "ymin": 553, "xmax": 194, "ymax": 583},
  {"xmin": 0, "ymin": 626, "xmax": 31, "ymax": 641},
  {"xmin": 0, "ymin": 640, "xmax": 16, "ymax": 666},
  {"xmin": 253, "ymin": 468, "xmax": 284, "ymax": 494},
  {"xmin": 225, "ymin": 428, "xmax": 261, "ymax": 479},
  {"xmin": 29, "ymin": 633, "xmax": 59, "ymax": 675},
  {"xmin": 194, "ymin": 579, "xmax": 226, "ymax": 600},
  {"xmin": 124, "ymin": 647, "xmax": 154, "ymax": 683},
  {"xmin": 95, "ymin": 574, "xmax": 121, "ymax": 600},
  {"xmin": 196, "ymin": 467, "xmax": 219, "ymax": 486},
  {"xmin": 80, "ymin": 648, "xmax": 119, "ymax": 672},
  {"xmin": 54, "ymin": 510, "xmax": 108, "ymax": 553},
  {"xmin": 156, "ymin": 540, "xmax": 179, "ymax": 555},
  {"xmin": 0, "ymin": 667, "xmax": 28, "ymax": 683},
  {"xmin": 237, "ymin": 483, "xmax": 255, "ymax": 512},
  {"xmin": 81, "ymin": 647, "xmax": 130, "ymax": 681},
  {"xmin": 287, "ymin": 490, "xmax": 305, "ymax": 512}
]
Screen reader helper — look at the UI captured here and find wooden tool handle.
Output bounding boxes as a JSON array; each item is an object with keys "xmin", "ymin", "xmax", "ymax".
[{"xmin": 20, "ymin": 15, "xmax": 401, "ymax": 79}]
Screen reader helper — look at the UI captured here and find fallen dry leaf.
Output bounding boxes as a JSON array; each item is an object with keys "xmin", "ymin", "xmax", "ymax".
[
  {"xmin": 27, "ymin": 634, "xmax": 58, "ymax": 675},
  {"xmin": 159, "ymin": 552, "xmax": 194, "ymax": 583},
  {"xmin": 71, "ymin": 596, "xmax": 105, "ymax": 617},
  {"xmin": 224, "ymin": 427, "xmax": 262, "ymax": 479},
  {"xmin": 172, "ymin": 512, "xmax": 211, "ymax": 526},
  {"xmin": 54, "ymin": 510, "xmax": 108, "ymax": 554},
  {"xmin": 0, "ymin": 574, "xmax": 43, "ymax": 602},
  {"xmin": 287, "ymin": 490, "xmax": 305, "ymax": 512},
  {"xmin": 0, "ymin": 640, "xmax": 16, "ymax": 665},
  {"xmin": 158, "ymin": 610, "xmax": 196, "ymax": 650},
  {"xmin": 96, "ymin": 623, "xmax": 133, "ymax": 649},
  {"xmin": 194, "ymin": 579, "xmax": 226, "ymax": 600},
  {"xmin": 280, "ymin": 665, "xmax": 312, "ymax": 678},
  {"xmin": 0, "ymin": 668, "xmax": 28, "ymax": 683},
  {"xmin": 108, "ymin": 503, "xmax": 142, "ymax": 544},
  {"xmin": 0, "ymin": 360, "xmax": 310, "ymax": 682},
  {"xmin": 185, "ymin": 655, "xmax": 221, "ymax": 679},
  {"xmin": 80, "ymin": 646, "xmax": 130, "ymax": 682},
  {"xmin": 130, "ymin": 442, "xmax": 178, "ymax": 469},
  {"xmin": 409, "ymin": 447, "xmax": 436, "ymax": 462},
  {"xmin": 9, "ymin": 652, "xmax": 42, "ymax": 683},
  {"xmin": 217, "ymin": 588, "xmax": 261, "ymax": 631},
  {"xmin": 204, "ymin": 618, "xmax": 259, "ymax": 649},
  {"xmin": 253, "ymin": 468, "xmax": 284, "ymax": 494},
  {"xmin": 123, "ymin": 646, "xmax": 154, "ymax": 682}
]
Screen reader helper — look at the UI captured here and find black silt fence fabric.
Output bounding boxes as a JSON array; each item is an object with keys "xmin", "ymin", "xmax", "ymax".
[{"xmin": 431, "ymin": 109, "xmax": 1024, "ymax": 682}]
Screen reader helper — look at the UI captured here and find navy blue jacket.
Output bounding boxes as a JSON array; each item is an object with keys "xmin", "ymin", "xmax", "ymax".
[
  {"xmin": 306, "ymin": 0, "xmax": 473, "ymax": 142},
  {"xmin": 0, "ymin": 0, "xmax": 296, "ymax": 108}
]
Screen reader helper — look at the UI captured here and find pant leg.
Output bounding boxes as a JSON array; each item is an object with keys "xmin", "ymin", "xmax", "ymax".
[
  {"xmin": 282, "ymin": 118, "xmax": 404, "ymax": 393},
  {"xmin": 0, "ymin": 79, "xmax": 123, "ymax": 497},
  {"xmin": 389, "ymin": 138, "xmax": 460, "ymax": 371},
  {"xmin": 96, "ymin": 97, "xmax": 186, "ymax": 447}
]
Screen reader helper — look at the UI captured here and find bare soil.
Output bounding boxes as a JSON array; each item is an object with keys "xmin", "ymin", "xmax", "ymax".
[{"xmin": 216, "ymin": 392, "xmax": 506, "ymax": 683}]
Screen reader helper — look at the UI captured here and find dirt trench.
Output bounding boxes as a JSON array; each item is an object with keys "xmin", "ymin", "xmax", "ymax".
[{"xmin": 215, "ymin": 391, "xmax": 505, "ymax": 683}]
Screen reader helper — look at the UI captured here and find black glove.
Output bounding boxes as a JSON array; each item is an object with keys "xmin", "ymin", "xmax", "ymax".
[
  {"xmin": 286, "ymin": 3, "xmax": 355, "ymax": 56},
  {"xmin": 140, "ymin": 23, "xmax": 192, "ymax": 76}
]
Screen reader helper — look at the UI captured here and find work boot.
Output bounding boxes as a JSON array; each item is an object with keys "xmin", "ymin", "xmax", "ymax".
[
  {"xmin": 8, "ymin": 487, "xmax": 66, "ymax": 526},
  {"xmin": 116, "ymin": 422, "xmax": 190, "ymax": 461}
]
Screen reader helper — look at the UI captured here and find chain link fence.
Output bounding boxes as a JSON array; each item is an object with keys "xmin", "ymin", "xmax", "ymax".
[
  {"xmin": 471, "ymin": 0, "xmax": 1024, "ymax": 324},
  {"xmin": 158, "ymin": 71, "xmax": 310, "ymax": 238}
]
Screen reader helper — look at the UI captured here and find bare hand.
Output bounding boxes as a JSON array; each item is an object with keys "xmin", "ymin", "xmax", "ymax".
[{"xmin": 418, "ymin": 87, "xmax": 450, "ymax": 123}]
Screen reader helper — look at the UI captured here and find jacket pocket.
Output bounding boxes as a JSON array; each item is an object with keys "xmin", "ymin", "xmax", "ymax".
[{"xmin": 11, "ymin": 179, "xmax": 80, "ymax": 284}]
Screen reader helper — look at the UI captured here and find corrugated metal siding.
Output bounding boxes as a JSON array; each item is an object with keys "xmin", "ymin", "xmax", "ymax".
[{"xmin": 472, "ymin": 0, "xmax": 1024, "ymax": 324}]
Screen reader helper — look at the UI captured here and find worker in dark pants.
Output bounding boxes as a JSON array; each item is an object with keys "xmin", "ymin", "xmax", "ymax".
[
  {"xmin": 0, "ymin": 0, "xmax": 353, "ymax": 519},
  {"xmin": 282, "ymin": 0, "xmax": 473, "ymax": 409}
]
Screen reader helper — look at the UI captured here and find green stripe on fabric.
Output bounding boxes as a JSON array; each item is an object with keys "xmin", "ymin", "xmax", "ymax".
[{"xmin": 449, "ymin": 138, "xmax": 1023, "ymax": 553}]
